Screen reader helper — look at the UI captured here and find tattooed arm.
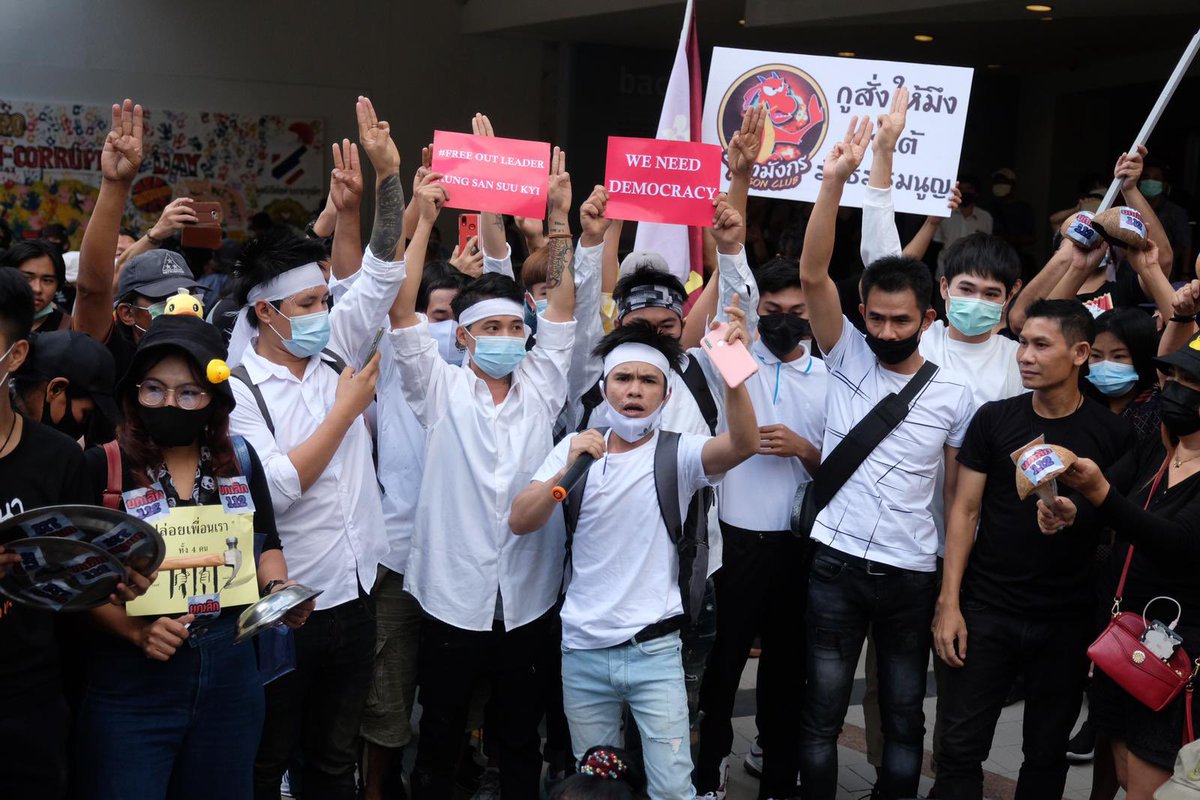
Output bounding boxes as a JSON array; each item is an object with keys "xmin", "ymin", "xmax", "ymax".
[
  {"xmin": 544, "ymin": 147, "xmax": 576, "ymax": 323},
  {"xmin": 356, "ymin": 95, "xmax": 405, "ymax": 260}
]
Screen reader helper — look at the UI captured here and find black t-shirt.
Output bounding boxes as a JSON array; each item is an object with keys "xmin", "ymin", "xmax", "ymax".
[
  {"xmin": 102, "ymin": 323, "xmax": 136, "ymax": 390},
  {"xmin": 1102, "ymin": 436, "xmax": 1200, "ymax": 649},
  {"xmin": 0, "ymin": 417, "xmax": 91, "ymax": 707},
  {"xmin": 1076, "ymin": 264, "xmax": 1149, "ymax": 317},
  {"xmin": 957, "ymin": 394, "xmax": 1134, "ymax": 617}
]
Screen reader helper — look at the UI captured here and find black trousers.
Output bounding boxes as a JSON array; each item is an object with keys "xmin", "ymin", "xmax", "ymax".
[
  {"xmin": 254, "ymin": 596, "xmax": 377, "ymax": 800},
  {"xmin": 3, "ymin": 690, "xmax": 69, "ymax": 800},
  {"xmin": 695, "ymin": 524, "xmax": 807, "ymax": 799},
  {"xmin": 410, "ymin": 611, "xmax": 550, "ymax": 800},
  {"xmin": 933, "ymin": 602, "xmax": 1091, "ymax": 800}
]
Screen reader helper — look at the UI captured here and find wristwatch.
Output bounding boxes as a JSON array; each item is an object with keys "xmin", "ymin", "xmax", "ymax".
[{"xmin": 261, "ymin": 579, "xmax": 286, "ymax": 598}]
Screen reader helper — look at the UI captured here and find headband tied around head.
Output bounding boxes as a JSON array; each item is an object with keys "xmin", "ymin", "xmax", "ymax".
[
  {"xmin": 227, "ymin": 262, "xmax": 326, "ymax": 366},
  {"xmin": 617, "ymin": 283, "xmax": 684, "ymax": 321}
]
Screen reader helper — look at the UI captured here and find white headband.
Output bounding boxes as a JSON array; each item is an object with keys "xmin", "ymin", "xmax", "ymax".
[
  {"xmin": 247, "ymin": 262, "xmax": 326, "ymax": 304},
  {"xmin": 227, "ymin": 262, "xmax": 327, "ymax": 367},
  {"xmin": 602, "ymin": 342, "xmax": 671, "ymax": 378},
  {"xmin": 457, "ymin": 298, "xmax": 525, "ymax": 329}
]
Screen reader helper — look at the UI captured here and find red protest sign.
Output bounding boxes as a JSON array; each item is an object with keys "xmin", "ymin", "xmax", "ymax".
[
  {"xmin": 432, "ymin": 131, "xmax": 551, "ymax": 218},
  {"xmin": 604, "ymin": 137, "xmax": 724, "ymax": 227}
]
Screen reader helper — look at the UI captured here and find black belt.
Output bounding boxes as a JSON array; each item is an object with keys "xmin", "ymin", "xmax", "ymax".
[
  {"xmin": 813, "ymin": 543, "xmax": 922, "ymax": 577},
  {"xmin": 626, "ymin": 614, "xmax": 686, "ymax": 645},
  {"xmin": 720, "ymin": 521, "xmax": 792, "ymax": 542}
]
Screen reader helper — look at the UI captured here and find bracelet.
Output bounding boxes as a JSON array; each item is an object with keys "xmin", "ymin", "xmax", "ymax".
[
  {"xmin": 1169, "ymin": 315, "xmax": 1197, "ymax": 323},
  {"xmin": 261, "ymin": 579, "xmax": 286, "ymax": 598},
  {"xmin": 146, "ymin": 232, "xmax": 164, "ymax": 246},
  {"xmin": 547, "ymin": 233, "xmax": 572, "ymax": 240}
]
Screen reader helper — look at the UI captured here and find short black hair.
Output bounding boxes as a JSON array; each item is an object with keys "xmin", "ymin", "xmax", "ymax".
[
  {"xmin": 1094, "ymin": 308, "xmax": 1158, "ymax": 391},
  {"xmin": 450, "ymin": 273, "xmax": 524, "ymax": 324},
  {"xmin": 591, "ymin": 320, "xmax": 684, "ymax": 375},
  {"xmin": 0, "ymin": 267, "xmax": 35, "ymax": 347},
  {"xmin": 613, "ymin": 266, "xmax": 686, "ymax": 310},
  {"xmin": 942, "ymin": 233, "xmax": 1020, "ymax": 294},
  {"xmin": 119, "ymin": 226, "xmax": 140, "ymax": 239},
  {"xmin": 860, "ymin": 255, "xmax": 933, "ymax": 313},
  {"xmin": 1, "ymin": 239, "xmax": 66, "ymax": 288},
  {"xmin": 755, "ymin": 256, "xmax": 802, "ymax": 297},
  {"xmin": 1024, "ymin": 299, "xmax": 1095, "ymax": 346},
  {"xmin": 233, "ymin": 229, "xmax": 328, "ymax": 329},
  {"xmin": 416, "ymin": 261, "xmax": 469, "ymax": 313}
]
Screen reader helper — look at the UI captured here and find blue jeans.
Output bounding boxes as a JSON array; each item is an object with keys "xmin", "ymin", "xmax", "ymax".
[
  {"xmin": 799, "ymin": 546, "xmax": 937, "ymax": 800},
  {"xmin": 561, "ymin": 631, "xmax": 695, "ymax": 800},
  {"xmin": 75, "ymin": 614, "xmax": 264, "ymax": 800}
]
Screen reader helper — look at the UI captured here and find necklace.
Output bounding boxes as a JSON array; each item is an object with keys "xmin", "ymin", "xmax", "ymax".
[
  {"xmin": 1173, "ymin": 448, "xmax": 1200, "ymax": 469},
  {"xmin": 0, "ymin": 412, "xmax": 17, "ymax": 458}
]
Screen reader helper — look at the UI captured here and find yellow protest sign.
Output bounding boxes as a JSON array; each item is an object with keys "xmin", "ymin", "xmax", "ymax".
[{"xmin": 126, "ymin": 505, "xmax": 257, "ymax": 617}]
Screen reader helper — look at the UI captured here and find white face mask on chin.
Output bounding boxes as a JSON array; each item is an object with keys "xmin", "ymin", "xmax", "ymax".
[{"xmin": 600, "ymin": 383, "xmax": 669, "ymax": 443}]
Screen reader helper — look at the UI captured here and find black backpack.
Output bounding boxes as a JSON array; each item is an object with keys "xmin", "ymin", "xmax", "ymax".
[{"xmin": 560, "ymin": 427, "xmax": 712, "ymax": 623}]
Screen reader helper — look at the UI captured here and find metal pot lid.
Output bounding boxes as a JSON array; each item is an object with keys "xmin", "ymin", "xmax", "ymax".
[
  {"xmin": 235, "ymin": 584, "xmax": 322, "ymax": 644},
  {"xmin": 0, "ymin": 504, "xmax": 164, "ymax": 578},
  {"xmin": 0, "ymin": 536, "xmax": 126, "ymax": 611}
]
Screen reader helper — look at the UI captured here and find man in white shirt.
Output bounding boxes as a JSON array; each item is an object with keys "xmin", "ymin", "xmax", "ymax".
[
  {"xmin": 229, "ymin": 98, "xmax": 410, "ymax": 800},
  {"xmin": 390, "ymin": 150, "xmax": 576, "ymax": 799},
  {"xmin": 933, "ymin": 175, "xmax": 994, "ymax": 270},
  {"xmin": 797, "ymin": 118, "xmax": 976, "ymax": 800},
  {"xmin": 509, "ymin": 319, "xmax": 760, "ymax": 800},
  {"xmin": 694, "ymin": 257, "xmax": 828, "ymax": 800}
]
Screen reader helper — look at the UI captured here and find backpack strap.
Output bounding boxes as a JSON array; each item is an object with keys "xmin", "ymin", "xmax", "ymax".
[
  {"xmin": 320, "ymin": 348, "xmax": 347, "ymax": 374},
  {"xmin": 576, "ymin": 383, "xmax": 605, "ymax": 432},
  {"xmin": 561, "ymin": 426, "xmax": 609, "ymax": 592},
  {"xmin": 230, "ymin": 434, "xmax": 254, "ymax": 482},
  {"xmin": 101, "ymin": 440, "xmax": 123, "ymax": 510},
  {"xmin": 230, "ymin": 365, "xmax": 275, "ymax": 437},
  {"xmin": 680, "ymin": 357, "xmax": 718, "ymax": 435},
  {"xmin": 653, "ymin": 430, "xmax": 709, "ymax": 623}
]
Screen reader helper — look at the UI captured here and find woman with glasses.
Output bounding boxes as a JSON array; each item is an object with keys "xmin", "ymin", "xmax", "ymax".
[{"xmin": 74, "ymin": 313, "xmax": 314, "ymax": 800}]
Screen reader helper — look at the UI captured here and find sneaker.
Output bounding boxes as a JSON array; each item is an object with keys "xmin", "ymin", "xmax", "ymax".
[
  {"xmin": 743, "ymin": 739, "xmax": 763, "ymax": 778},
  {"xmin": 700, "ymin": 756, "xmax": 732, "ymax": 799},
  {"xmin": 1066, "ymin": 721, "xmax": 1095, "ymax": 763},
  {"xmin": 471, "ymin": 767, "xmax": 501, "ymax": 800},
  {"xmin": 280, "ymin": 771, "xmax": 295, "ymax": 798}
]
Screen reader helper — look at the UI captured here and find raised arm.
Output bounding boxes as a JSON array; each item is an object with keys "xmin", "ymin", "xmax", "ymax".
[
  {"xmin": 1116, "ymin": 146, "xmax": 1173, "ymax": 278},
  {"xmin": 471, "ymin": 114, "xmax": 513, "ymax": 264},
  {"xmin": 544, "ymin": 148, "xmax": 575, "ymax": 323},
  {"xmin": 1160, "ymin": 279, "xmax": 1200, "ymax": 370},
  {"xmin": 114, "ymin": 197, "xmax": 199, "ymax": 284},
  {"xmin": 75, "ymin": 99, "xmax": 143, "ymax": 341},
  {"xmin": 904, "ymin": 185, "xmax": 962, "ymax": 261},
  {"xmin": 403, "ymin": 143, "xmax": 433, "ymax": 242},
  {"xmin": 1126, "ymin": 240, "xmax": 1177, "ymax": 321},
  {"xmin": 859, "ymin": 88, "xmax": 907, "ymax": 266},
  {"xmin": 700, "ymin": 295, "xmax": 759, "ymax": 476},
  {"xmin": 390, "ymin": 179, "xmax": 447, "ymax": 330},
  {"xmin": 727, "ymin": 104, "xmax": 766, "ymax": 223},
  {"xmin": 567, "ymin": 185, "xmax": 609, "ymax": 398},
  {"xmin": 1007, "ymin": 238, "xmax": 1077, "ymax": 334},
  {"xmin": 514, "ymin": 213, "xmax": 548, "ymax": 255},
  {"xmin": 710, "ymin": 195, "xmax": 758, "ymax": 334},
  {"xmin": 1047, "ymin": 240, "xmax": 1109, "ymax": 301},
  {"xmin": 801, "ymin": 116, "xmax": 874, "ymax": 355},
  {"xmin": 329, "ymin": 138, "xmax": 363, "ymax": 279},
  {"xmin": 357, "ymin": 96, "xmax": 404, "ymax": 261}
]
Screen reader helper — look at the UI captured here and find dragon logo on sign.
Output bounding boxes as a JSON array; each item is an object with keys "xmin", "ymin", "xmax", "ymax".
[{"xmin": 717, "ymin": 64, "xmax": 829, "ymax": 191}]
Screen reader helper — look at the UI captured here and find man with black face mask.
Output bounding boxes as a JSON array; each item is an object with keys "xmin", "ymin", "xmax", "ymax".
[
  {"xmin": 693, "ymin": 256, "xmax": 827, "ymax": 800},
  {"xmin": 11, "ymin": 330, "xmax": 119, "ymax": 444},
  {"xmin": 797, "ymin": 118, "xmax": 976, "ymax": 800}
]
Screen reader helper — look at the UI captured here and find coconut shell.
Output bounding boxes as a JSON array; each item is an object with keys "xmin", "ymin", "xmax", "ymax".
[
  {"xmin": 1059, "ymin": 210, "xmax": 1100, "ymax": 250},
  {"xmin": 1091, "ymin": 207, "xmax": 1149, "ymax": 251},
  {"xmin": 1014, "ymin": 443, "xmax": 1078, "ymax": 501}
]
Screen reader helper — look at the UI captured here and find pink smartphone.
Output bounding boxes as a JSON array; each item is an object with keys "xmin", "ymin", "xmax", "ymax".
[{"xmin": 701, "ymin": 323, "xmax": 759, "ymax": 388}]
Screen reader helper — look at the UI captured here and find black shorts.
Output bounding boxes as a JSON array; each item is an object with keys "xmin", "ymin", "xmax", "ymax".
[{"xmin": 1089, "ymin": 667, "xmax": 1197, "ymax": 771}]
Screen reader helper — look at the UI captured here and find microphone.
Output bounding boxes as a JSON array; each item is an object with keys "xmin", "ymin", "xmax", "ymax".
[{"xmin": 551, "ymin": 453, "xmax": 598, "ymax": 502}]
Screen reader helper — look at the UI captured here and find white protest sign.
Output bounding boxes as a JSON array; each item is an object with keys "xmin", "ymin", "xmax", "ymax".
[{"xmin": 702, "ymin": 47, "xmax": 974, "ymax": 217}]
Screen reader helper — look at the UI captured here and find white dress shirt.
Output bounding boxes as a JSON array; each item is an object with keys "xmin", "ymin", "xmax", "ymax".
[
  {"xmin": 229, "ymin": 246, "xmax": 403, "ymax": 609},
  {"xmin": 392, "ymin": 314, "xmax": 576, "ymax": 632}
]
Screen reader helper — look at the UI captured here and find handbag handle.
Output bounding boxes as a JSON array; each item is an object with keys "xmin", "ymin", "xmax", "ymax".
[
  {"xmin": 1141, "ymin": 596, "xmax": 1183, "ymax": 630},
  {"xmin": 1111, "ymin": 454, "xmax": 1170, "ymax": 615}
]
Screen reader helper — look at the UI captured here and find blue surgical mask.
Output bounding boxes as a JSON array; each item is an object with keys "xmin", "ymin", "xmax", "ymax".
[
  {"xmin": 947, "ymin": 295, "xmax": 1003, "ymax": 337},
  {"xmin": 1087, "ymin": 361, "xmax": 1139, "ymax": 397},
  {"xmin": 33, "ymin": 302, "xmax": 55, "ymax": 320},
  {"xmin": 270, "ymin": 305, "xmax": 331, "ymax": 358},
  {"xmin": 523, "ymin": 297, "xmax": 548, "ymax": 332},
  {"xmin": 428, "ymin": 319, "xmax": 460, "ymax": 364},
  {"xmin": 1138, "ymin": 179, "xmax": 1164, "ymax": 199},
  {"xmin": 465, "ymin": 330, "xmax": 527, "ymax": 378}
]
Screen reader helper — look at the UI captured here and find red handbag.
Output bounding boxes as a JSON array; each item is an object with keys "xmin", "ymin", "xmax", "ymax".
[{"xmin": 1087, "ymin": 458, "xmax": 1199, "ymax": 730}]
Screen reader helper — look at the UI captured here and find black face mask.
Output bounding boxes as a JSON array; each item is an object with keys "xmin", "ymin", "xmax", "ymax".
[
  {"xmin": 1160, "ymin": 381, "xmax": 1200, "ymax": 438},
  {"xmin": 140, "ymin": 405, "xmax": 214, "ymax": 448},
  {"xmin": 44, "ymin": 396, "xmax": 89, "ymax": 441},
  {"xmin": 757, "ymin": 313, "xmax": 811, "ymax": 359},
  {"xmin": 960, "ymin": 192, "xmax": 976, "ymax": 208},
  {"xmin": 866, "ymin": 328, "xmax": 922, "ymax": 365}
]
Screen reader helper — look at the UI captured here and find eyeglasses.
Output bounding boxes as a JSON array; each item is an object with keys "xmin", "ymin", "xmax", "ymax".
[{"xmin": 136, "ymin": 380, "xmax": 211, "ymax": 410}]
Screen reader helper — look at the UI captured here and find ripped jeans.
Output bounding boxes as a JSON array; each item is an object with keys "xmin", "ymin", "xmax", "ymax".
[{"xmin": 561, "ymin": 631, "xmax": 695, "ymax": 800}]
